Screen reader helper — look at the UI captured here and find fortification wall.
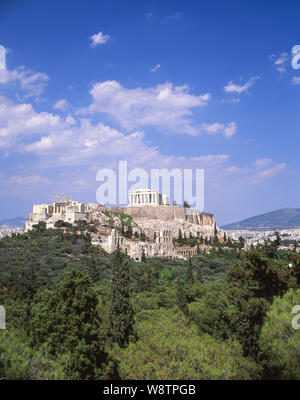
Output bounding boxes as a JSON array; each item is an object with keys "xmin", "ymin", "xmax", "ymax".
[{"xmin": 117, "ymin": 205, "xmax": 215, "ymax": 226}]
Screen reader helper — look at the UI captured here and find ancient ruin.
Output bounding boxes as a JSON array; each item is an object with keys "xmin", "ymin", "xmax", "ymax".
[{"xmin": 25, "ymin": 191, "xmax": 218, "ymax": 260}]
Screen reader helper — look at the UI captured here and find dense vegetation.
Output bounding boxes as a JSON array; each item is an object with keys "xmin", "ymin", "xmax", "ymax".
[{"xmin": 0, "ymin": 222, "xmax": 299, "ymax": 380}]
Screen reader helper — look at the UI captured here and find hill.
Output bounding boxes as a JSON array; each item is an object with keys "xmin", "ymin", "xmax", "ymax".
[
  {"xmin": 0, "ymin": 216, "xmax": 26, "ymax": 227},
  {"xmin": 221, "ymin": 208, "xmax": 300, "ymax": 231}
]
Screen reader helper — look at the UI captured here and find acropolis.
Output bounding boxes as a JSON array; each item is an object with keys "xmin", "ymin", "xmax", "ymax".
[{"xmin": 25, "ymin": 191, "xmax": 218, "ymax": 260}]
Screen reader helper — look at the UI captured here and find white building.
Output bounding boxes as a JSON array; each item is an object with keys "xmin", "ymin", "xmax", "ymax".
[
  {"xmin": 128, "ymin": 188, "xmax": 170, "ymax": 206},
  {"xmin": 25, "ymin": 198, "xmax": 86, "ymax": 231}
]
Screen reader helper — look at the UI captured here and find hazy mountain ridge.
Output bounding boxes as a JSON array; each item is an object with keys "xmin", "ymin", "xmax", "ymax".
[
  {"xmin": 221, "ymin": 208, "xmax": 300, "ymax": 231},
  {"xmin": 0, "ymin": 216, "xmax": 26, "ymax": 228}
]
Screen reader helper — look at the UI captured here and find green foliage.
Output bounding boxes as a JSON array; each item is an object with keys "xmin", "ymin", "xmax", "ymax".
[
  {"xmin": 114, "ymin": 310, "xmax": 261, "ymax": 379},
  {"xmin": 29, "ymin": 269, "xmax": 111, "ymax": 379},
  {"xmin": 259, "ymin": 288, "xmax": 300, "ymax": 379},
  {"xmin": 177, "ymin": 282, "xmax": 189, "ymax": 315},
  {"xmin": 188, "ymin": 281, "xmax": 235, "ymax": 340},
  {"xmin": 108, "ymin": 246, "xmax": 134, "ymax": 347},
  {"xmin": 0, "ymin": 224, "xmax": 298, "ymax": 380},
  {"xmin": 0, "ymin": 329, "xmax": 66, "ymax": 379}
]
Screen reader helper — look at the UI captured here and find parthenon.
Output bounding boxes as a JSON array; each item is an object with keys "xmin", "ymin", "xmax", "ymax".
[{"xmin": 129, "ymin": 188, "xmax": 169, "ymax": 206}]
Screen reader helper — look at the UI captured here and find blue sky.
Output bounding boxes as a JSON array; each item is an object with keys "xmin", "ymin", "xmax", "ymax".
[{"xmin": 0, "ymin": 0, "xmax": 299, "ymax": 225}]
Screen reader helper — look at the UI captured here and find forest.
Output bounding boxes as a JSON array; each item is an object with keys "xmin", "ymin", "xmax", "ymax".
[{"xmin": 0, "ymin": 221, "xmax": 299, "ymax": 380}]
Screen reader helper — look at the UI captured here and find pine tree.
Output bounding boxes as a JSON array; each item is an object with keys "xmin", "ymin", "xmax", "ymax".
[
  {"xmin": 214, "ymin": 222, "xmax": 218, "ymax": 236},
  {"xmin": 196, "ymin": 244, "xmax": 200, "ymax": 255},
  {"xmin": 178, "ymin": 229, "xmax": 183, "ymax": 244},
  {"xmin": 183, "ymin": 232, "xmax": 187, "ymax": 244},
  {"xmin": 223, "ymin": 232, "xmax": 227, "ymax": 242},
  {"xmin": 87, "ymin": 254, "xmax": 100, "ymax": 282},
  {"xmin": 196, "ymin": 265, "xmax": 203, "ymax": 282},
  {"xmin": 125, "ymin": 224, "xmax": 133, "ymax": 238},
  {"xmin": 141, "ymin": 248, "xmax": 146, "ymax": 263},
  {"xmin": 186, "ymin": 257, "xmax": 194, "ymax": 283},
  {"xmin": 177, "ymin": 281, "xmax": 189, "ymax": 315},
  {"xmin": 140, "ymin": 230, "xmax": 146, "ymax": 241},
  {"xmin": 29, "ymin": 269, "xmax": 110, "ymax": 379},
  {"xmin": 108, "ymin": 245, "xmax": 134, "ymax": 348}
]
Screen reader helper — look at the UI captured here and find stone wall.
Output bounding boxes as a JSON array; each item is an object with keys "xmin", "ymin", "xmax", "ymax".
[{"xmin": 111, "ymin": 205, "xmax": 215, "ymax": 227}]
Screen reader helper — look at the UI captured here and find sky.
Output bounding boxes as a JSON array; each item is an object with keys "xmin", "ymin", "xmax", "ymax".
[{"xmin": 0, "ymin": 0, "xmax": 299, "ymax": 225}]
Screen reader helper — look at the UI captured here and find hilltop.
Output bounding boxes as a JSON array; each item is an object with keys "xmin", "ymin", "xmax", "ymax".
[{"xmin": 222, "ymin": 208, "xmax": 300, "ymax": 231}]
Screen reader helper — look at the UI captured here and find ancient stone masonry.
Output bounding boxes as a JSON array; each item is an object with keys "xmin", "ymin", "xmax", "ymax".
[
  {"xmin": 25, "ymin": 191, "xmax": 219, "ymax": 260},
  {"xmin": 93, "ymin": 228, "xmax": 177, "ymax": 261},
  {"xmin": 25, "ymin": 197, "xmax": 86, "ymax": 231},
  {"xmin": 129, "ymin": 188, "xmax": 170, "ymax": 206}
]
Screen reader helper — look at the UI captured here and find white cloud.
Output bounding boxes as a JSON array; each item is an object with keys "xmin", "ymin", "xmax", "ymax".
[
  {"xmin": 0, "ymin": 97, "xmax": 70, "ymax": 148},
  {"xmin": 252, "ymin": 158, "xmax": 272, "ymax": 168},
  {"xmin": 269, "ymin": 52, "xmax": 289, "ymax": 74},
  {"xmin": 54, "ymin": 99, "xmax": 70, "ymax": 111},
  {"xmin": 78, "ymin": 80, "xmax": 213, "ymax": 135},
  {"xmin": 150, "ymin": 64, "xmax": 161, "ymax": 73},
  {"xmin": 252, "ymin": 163, "xmax": 286, "ymax": 183},
  {"xmin": 90, "ymin": 31, "xmax": 110, "ymax": 47},
  {"xmin": 224, "ymin": 76, "xmax": 260, "ymax": 94},
  {"xmin": 201, "ymin": 122, "xmax": 237, "ymax": 138},
  {"xmin": 292, "ymin": 76, "xmax": 300, "ymax": 85},
  {"xmin": 0, "ymin": 94, "xmax": 287, "ymax": 198},
  {"xmin": 9, "ymin": 175, "xmax": 51, "ymax": 185},
  {"xmin": 0, "ymin": 66, "xmax": 49, "ymax": 97}
]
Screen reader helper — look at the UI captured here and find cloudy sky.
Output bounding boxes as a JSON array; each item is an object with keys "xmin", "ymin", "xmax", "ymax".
[{"xmin": 0, "ymin": 0, "xmax": 299, "ymax": 225}]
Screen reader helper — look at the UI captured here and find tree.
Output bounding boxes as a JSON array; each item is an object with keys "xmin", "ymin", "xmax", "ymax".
[
  {"xmin": 195, "ymin": 264, "xmax": 203, "ymax": 282},
  {"xmin": 183, "ymin": 232, "xmax": 187, "ymax": 244},
  {"xmin": 140, "ymin": 231, "xmax": 146, "ymax": 241},
  {"xmin": 29, "ymin": 269, "xmax": 110, "ymax": 379},
  {"xmin": 114, "ymin": 311, "xmax": 261, "ymax": 380},
  {"xmin": 238, "ymin": 236, "xmax": 245, "ymax": 249},
  {"xmin": 108, "ymin": 245, "xmax": 134, "ymax": 348},
  {"xmin": 141, "ymin": 248, "xmax": 146, "ymax": 263},
  {"xmin": 124, "ymin": 224, "xmax": 133, "ymax": 238},
  {"xmin": 186, "ymin": 257, "xmax": 194, "ymax": 283},
  {"xmin": 178, "ymin": 229, "xmax": 183, "ymax": 244},
  {"xmin": 87, "ymin": 254, "xmax": 100, "ymax": 282},
  {"xmin": 196, "ymin": 244, "xmax": 200, "ymax": 255},
  {"xmin": 214, "ymin": 223, "xmax": 218, "ymax": 236},
  {"xmin": 183, "ymin": 200, "xmax": 190, "ymax": 208},
  {"xmin": 226, "ymin": 249, "xmax": 297, "ymax": 357},
  {"xmin": 264, "ymin": 231, "xmax": 281, "ymax": 259},
  {"xmin": 259, "ymin": 288, "xmax": 300, "ymax": 379},
  {"xmin": 223, "ymin": 232, "xmax": 227, "ymax": 242},
  {"xmin": 177, "ymin": 282, "xmax": 189, "ymax": 315}
]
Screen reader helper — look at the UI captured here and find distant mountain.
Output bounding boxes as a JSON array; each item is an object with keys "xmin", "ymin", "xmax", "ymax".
[
  {"xmin": 221, "ymin": 208, "xmax": 300, "ymax": 231},
  {"xmin": 0, "ymin": 216, "xmax": 26, "ymax": 228}
]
